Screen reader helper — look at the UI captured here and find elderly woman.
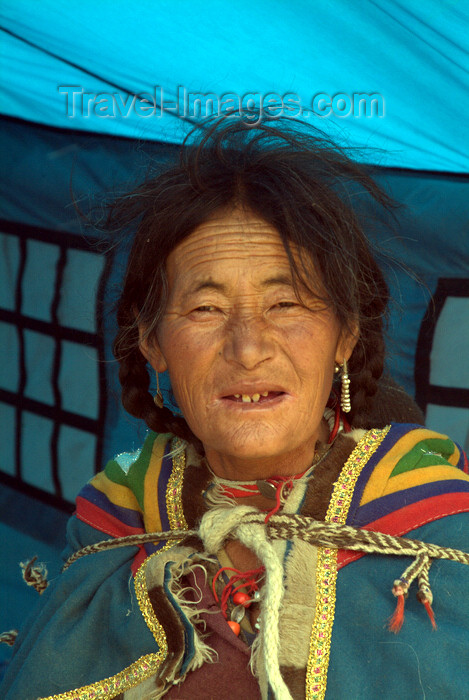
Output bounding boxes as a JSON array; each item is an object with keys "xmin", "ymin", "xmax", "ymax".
[{"xmin": 2, "ymin": 118, "xmax": 468, "ymax": 700}]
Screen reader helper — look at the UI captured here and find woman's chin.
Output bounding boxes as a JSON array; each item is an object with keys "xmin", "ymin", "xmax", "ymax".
[{"xmin": 202, "ymin": 423, "xmax": 300, "ymax": 464}]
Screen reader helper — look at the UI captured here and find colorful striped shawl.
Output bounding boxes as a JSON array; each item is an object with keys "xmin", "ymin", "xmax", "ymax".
[{"xmin": 75, "ymin": 424, "xmax": 469, "ymax": 576}]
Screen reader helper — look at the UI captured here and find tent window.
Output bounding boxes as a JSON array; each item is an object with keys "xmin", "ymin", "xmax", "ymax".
[
  {"xmin": 415, "ymin": 278, "xmax": 469, "ymax": 450},
  {"xmin": 0, "ymin": 220, "xmax": 113, "ymax": 506}
]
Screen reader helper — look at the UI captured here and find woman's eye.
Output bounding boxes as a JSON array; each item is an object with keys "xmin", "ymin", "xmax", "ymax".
[
  {"xmin": 275, "ymin": 301, "xmax": 298, "ymax": 309},
  {"xmin": 193, "ymin": 305, "xmax": 217, "ymax": 313}
]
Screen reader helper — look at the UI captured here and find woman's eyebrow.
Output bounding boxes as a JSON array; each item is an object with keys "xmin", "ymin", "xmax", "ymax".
[
  {"xmin": 260, "ymin": 275, "xmax": 294, "ymax": 288},
  {"xmin": 188, "ymin": 280, "xmax": 226, "ymax": 294},
  {"xmin": 187, "ymin": 275, "xmax": 294, "ymax": 295},
  {"xmin": 179, "ymin": 280, "xmax": 226, "ymax": 303}
]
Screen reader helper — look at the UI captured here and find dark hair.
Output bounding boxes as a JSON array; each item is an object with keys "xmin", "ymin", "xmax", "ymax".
[{"xmin": 110, "ymin": 116, "xmax": 393, "ymax": 445}]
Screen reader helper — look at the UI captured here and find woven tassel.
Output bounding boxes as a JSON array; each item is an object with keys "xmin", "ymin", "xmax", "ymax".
[
  {"xmin": 389, "ymin": 579, "xmax": 409, "ymax": 633},
  {"xmin": 0, "ymin": 629, "xmax": 18, "ymax": 647},
  {"xmin": 20, "ymin": 556, "xmax": 49, "ymax": 594},
  {"xmin": 421, "ymin": 598, "xmax": 436, "ymax": 629},
  {"xmin": 417, "ymin": 580, "xmax": 437, "ymax": 630}
]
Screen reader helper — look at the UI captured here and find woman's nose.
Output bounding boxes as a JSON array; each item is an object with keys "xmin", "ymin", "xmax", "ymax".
[{"xmin": 222, "ymin": 313, "xmax": 275, "ymax": 369}]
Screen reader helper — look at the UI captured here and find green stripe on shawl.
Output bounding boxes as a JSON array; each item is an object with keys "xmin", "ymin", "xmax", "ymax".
[
  {"xmin": 105, "ymin": 432, "xmax": 158, "ymax": 511},
  {"xmin": 390, "ymin": 437, "xmax": 456, "ymax": 477}
]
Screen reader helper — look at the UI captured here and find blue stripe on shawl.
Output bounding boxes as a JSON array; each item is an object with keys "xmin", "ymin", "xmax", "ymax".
[
  {"xmin": 157, "ymin": 440, "xmax": 174, "ymax": 533},
  {"xmin": 349, "ymin": 479, "xmax": 469, "ymax": 527},
  {"xmin": 79, "ymin": 483, "xmax": 144, "ymax": 529}
]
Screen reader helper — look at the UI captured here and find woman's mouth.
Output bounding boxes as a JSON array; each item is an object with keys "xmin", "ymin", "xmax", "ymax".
[{"xmin": 221, "ymin": 391, "xmax": 286, "ymax": 404}]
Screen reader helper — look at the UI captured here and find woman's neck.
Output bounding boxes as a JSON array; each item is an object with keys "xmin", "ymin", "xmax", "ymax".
[{"xmin": 204, "ymin": 418, "xmax": 330, "ymax": 482}]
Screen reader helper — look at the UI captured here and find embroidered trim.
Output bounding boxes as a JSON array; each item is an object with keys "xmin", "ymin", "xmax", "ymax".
[
  {"xmin": 38, "ymin": 654, "xmax": 162, "ymax": 700},
  {"xmin": 135, "ymin": 554, "xmax": 170, "ymax": 653},
  {"xmin": 166, "ymin": 437, "xmax": 188, "ymax": 530},
  {"xmin": 305, "ymin": 426, "xmax": 391, "ymax": 700},
  {"xmin": 41, "ymin": 438, "xmax": 189, "ymax": 699}
]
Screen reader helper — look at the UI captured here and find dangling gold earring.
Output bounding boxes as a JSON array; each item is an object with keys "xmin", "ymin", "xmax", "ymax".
[
  {"xmin": 154, "ymin": 372, "xmax": 164, "ymax": 409},
  {"xmin": 340, "ymin": 358, "xmax": 351, "ymax": 413}
]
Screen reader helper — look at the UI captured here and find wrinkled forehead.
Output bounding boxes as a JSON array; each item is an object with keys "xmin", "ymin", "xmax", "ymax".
[{"xmin": 165, "ymin": 207, "xmax": 320, "ymax": 292}]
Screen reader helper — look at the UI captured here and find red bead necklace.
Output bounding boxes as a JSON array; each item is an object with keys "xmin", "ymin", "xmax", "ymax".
[{"xmin": 212, "ymin": 565, "xmax": 265, "ymax": 636}]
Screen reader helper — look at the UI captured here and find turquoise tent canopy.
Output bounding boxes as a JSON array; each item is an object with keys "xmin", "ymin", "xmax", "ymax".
[{"xmin": 1, "ymin": 0, "xmax": 468, "ymax": 170}]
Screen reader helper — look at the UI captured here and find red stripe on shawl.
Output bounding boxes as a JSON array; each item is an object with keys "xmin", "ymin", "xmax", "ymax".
[
  {"xmin": 76, "ymin": 496, "xmax": 145, "ymax": 539},
  {"xmin": 76, "ymin": 497, "xmax": 160, "ymax": 576},
  {"xmin": 131, "ymin": 547, "xmax": 149, "ymax": 575},
  {"xmin": 337, "ymin": 491, "xmax": 469, "ymax": 569}
]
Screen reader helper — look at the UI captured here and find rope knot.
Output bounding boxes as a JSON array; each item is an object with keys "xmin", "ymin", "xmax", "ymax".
[
  {"xmin": 392, "ymin": 577, "xmax": 409, "ymax": 598},
  {"xmin": 416, "ymin": 585, "xmax": 433, "ymax": 606},
  {"xmin": 198, "ymin": 505, "xmax": 261, "ymax": 554}
]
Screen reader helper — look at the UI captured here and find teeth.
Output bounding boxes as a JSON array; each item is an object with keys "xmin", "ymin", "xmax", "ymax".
[{"xmin": 231, "ymin": 391, "xmax": 271, "ymax": 402}]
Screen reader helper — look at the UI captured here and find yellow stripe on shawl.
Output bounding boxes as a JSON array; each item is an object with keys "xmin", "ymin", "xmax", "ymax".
[
  {"xmin": 142, "ymin": 433, "xmax": 168, "ymax": 533},
  {"xmin": 360, "ymin": 428, "xmax": 462, "ymax": 506},
  {"xmin": 90, "ymin": 471, "xmax": 142, "ymax": 512},
  {"xmin": 376, "ymin": 464, "xmax": 469, "ymax": 498}
]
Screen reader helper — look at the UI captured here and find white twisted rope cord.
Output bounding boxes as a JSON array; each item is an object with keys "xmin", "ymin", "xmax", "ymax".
[{"xmin": 236, "ymin": 521, "xmax": 292, "ymax": 700}]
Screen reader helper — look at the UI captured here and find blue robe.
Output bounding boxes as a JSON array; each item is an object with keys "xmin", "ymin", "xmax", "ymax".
[{"xmin": 1, "ymin": 424, "xmax": 468, "ymax": 699}]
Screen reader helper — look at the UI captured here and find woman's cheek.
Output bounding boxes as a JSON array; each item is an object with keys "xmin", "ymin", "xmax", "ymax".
[
  {"xmin": 162, "ymin": 321, "xmax": 204, "ymax": 353},
  {"xmin": 163, "ymin": 327, "xmax": 219, "ymax": 391}
]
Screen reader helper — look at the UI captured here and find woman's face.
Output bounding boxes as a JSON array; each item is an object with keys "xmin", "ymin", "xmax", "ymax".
[{"xmin": 140, "ymin": 208, "xmax": 357, "ymax": 477}]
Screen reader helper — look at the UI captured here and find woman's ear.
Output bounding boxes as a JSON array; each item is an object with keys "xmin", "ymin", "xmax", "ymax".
[
  {"xmin": 138, "ymin": 326, "xmax": 168, "ymax": 373},
  {"xmin": 335, "ymin": 321, "xmax": 359, "ymax": 365}
]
